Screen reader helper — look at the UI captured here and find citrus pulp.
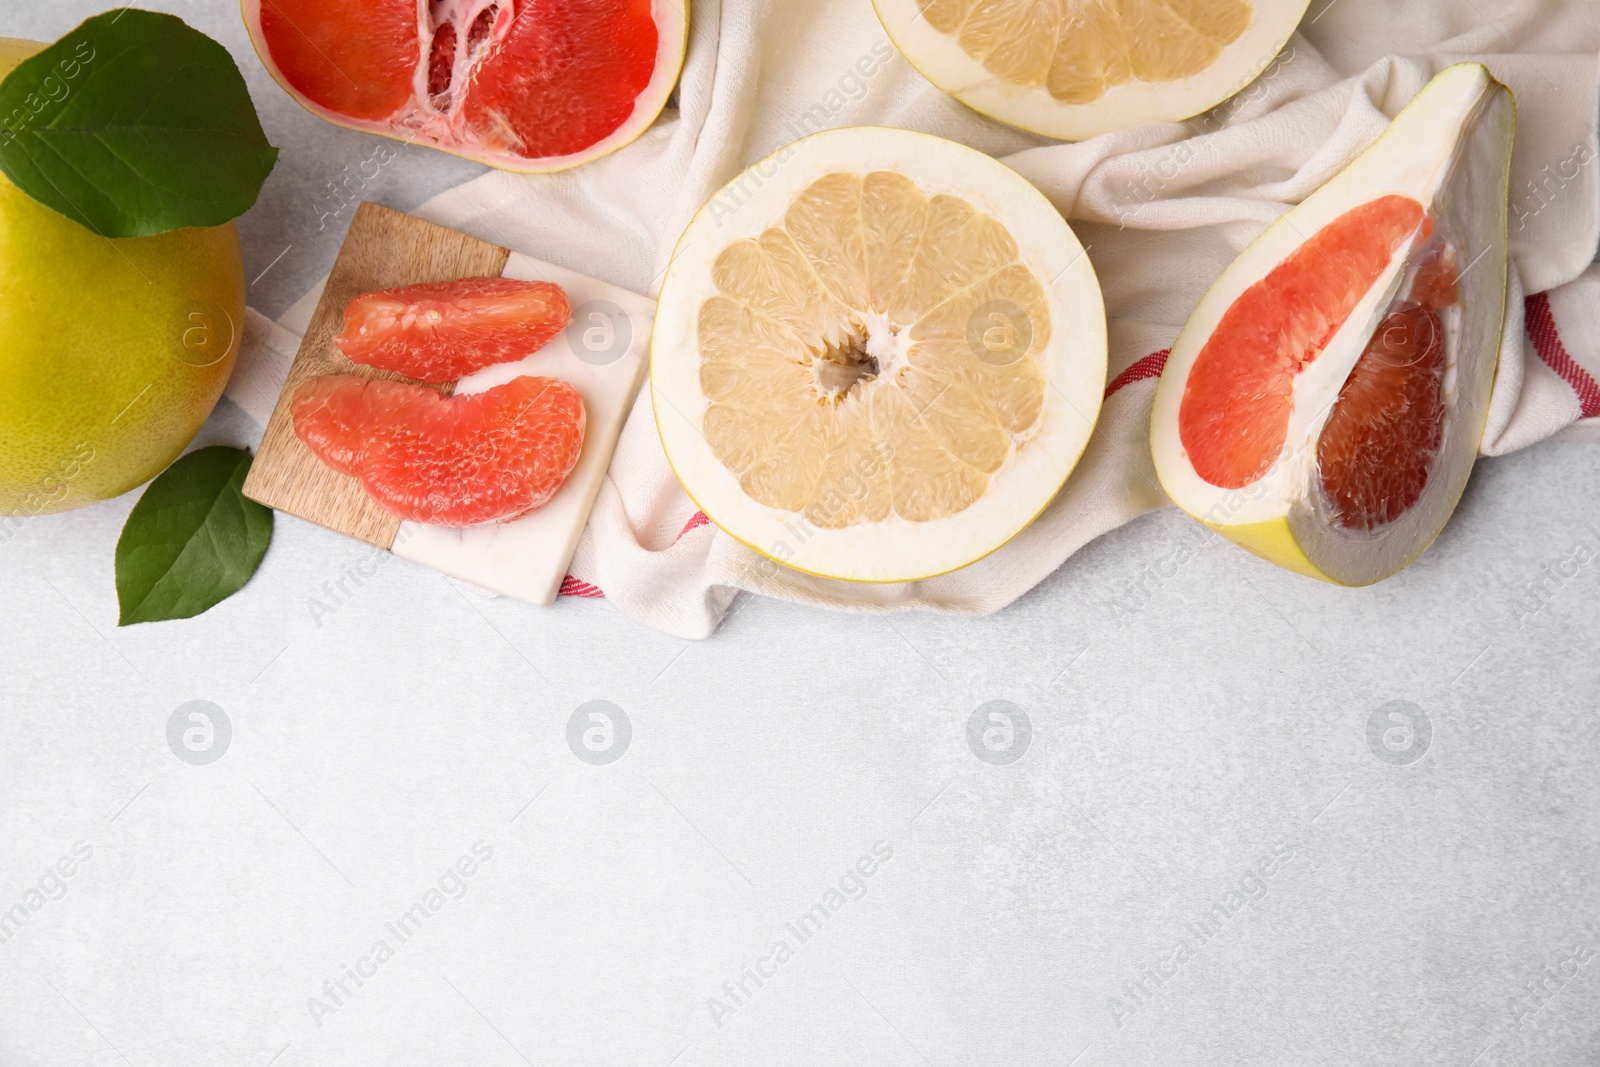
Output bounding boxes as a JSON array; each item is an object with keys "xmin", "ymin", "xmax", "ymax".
[
  {"xmin": 335, "ymin": 276, "xmax": 571, "ymax": 382},
  {"xmin": 243, "ymin": 0, "xmax": 688, "ymax": 172},
  {"xmin": 292, "ymin": 373, "xmax": 586, "ymax": 526}
]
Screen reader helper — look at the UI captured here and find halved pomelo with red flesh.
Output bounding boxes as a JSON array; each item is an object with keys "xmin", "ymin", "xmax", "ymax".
[
  {"xmin": 335, "ymin": 276, "xmax": 571, "ymax": 382},
  {"xmin": 292, "ymin": 374, "xmax": 585, "ymax": 526},
  {"xmin": 242, "ymin": 0, "xmax": 687, "ymax": 172},
  {"xmin": 1151, "ymin": 63, "xmax": 1515, "ymax": 585}
]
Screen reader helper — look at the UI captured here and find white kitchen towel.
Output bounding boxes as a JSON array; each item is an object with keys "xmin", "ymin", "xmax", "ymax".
[{"xmin": 233, "ymin": 0, "xmax": 1600, "ymax": 639}]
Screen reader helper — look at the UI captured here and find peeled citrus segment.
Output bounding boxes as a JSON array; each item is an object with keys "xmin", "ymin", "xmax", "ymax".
[
  {"xmin": 652, "ymin": 127, "xmax": 1107, "ymax": 583},
  {"xmin": 290, "ymin": 373, "xmax": 369, "ymax": 477},
  {"xmin": 874, "ymin": 0, "xmax": 1310, "ymax": 139},
  {"xmin": 243, "ymin": 0, "xmax": 687, "ymax": 172},
  {"xmin": 335, "ymin": 276, "xmax": 571, "ymax": 383},
  {"xmin": 292, "ymin": 374, "xmax": 585, "ymax": 526},
  {"xmin": 1150, "ymin": 63, "xmax": 1516, "ymax": 586}
]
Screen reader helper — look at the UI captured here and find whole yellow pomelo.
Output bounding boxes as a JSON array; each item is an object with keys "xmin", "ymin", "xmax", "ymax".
[{"xmin": 0, "ymin": 37, "xmax": 244, "ymax": 516}]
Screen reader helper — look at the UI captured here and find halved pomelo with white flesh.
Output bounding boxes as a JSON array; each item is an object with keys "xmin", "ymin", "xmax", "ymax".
[
  {"xmin": 1151, "ymin": 63, "xmax": 1515, "ymax": 585},
  {"xmin": 872, "ymin": 0, "xmax": 1309, "ymax": 140},
  {"xmin": 242, "ymin": 0, "xmax": 687, "ymax": 172},
  {"xmin": 652, "ymin": 127, "xmax": 1107, "ymax": 583}
]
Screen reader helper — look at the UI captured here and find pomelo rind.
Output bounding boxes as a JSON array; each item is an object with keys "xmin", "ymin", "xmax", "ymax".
[
  {"xmin": 0, "ymin": 38, "xmax": 243, "ymax": 515},
  {"xmin": 239, "ymin": 0, "xmax": 688, "ymax": 174},
  {"xmin": 1205, "ymin": 517, "xmax": 1333, "ymax": 582},
  {"xmin": 650, "ymin": 125, "xmax": 1108, "ymax": 583}
]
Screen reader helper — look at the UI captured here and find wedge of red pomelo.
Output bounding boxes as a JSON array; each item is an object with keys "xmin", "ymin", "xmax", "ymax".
[
  {"xmin": 292, "ymin": 374, "xmax": 585, "ymax": 526},
  {"xmin": 335, "ymin": 276, "xmax": 571, "ymax": 383},
  {"xmin": 1151, "ymin": 63, "xmax": 1515, "ymax": 586},
  {"xmin": 242, "ymin": 0, "xmax": 687, "ymax": 172}
]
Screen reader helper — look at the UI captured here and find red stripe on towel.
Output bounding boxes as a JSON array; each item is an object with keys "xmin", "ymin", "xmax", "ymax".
[
  {"xmin": 558, "ymin": 575, "xmax": 604, "ymax": 599},
  {"xmin": 1526, "ymin": 292, "xmax": 1600, "ymax": 419},
  {"xmin": 1105, "ymin": 350, "xmax": 1170, "ymax": 399}
]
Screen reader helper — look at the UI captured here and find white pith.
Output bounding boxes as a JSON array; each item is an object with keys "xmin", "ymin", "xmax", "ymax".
[
  {"xmin": 1149, "ymin": 63, "xmax": 1514, "ymax": 585},
  {"xmin": 651, "ymin": 127, "xmax": 1108, "ymax": 584},
  {"xmin": 241, "ymin": 0, "xmax": 688, "ymax": 173},
  {"xmin": 871, "ymin": 0, "xmax": 1311, "ymax": 140}
]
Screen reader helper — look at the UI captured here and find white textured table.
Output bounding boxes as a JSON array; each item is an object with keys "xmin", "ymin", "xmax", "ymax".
[{"xmin": 3, "ymin": 3, "xmax": 1598, "ymax": 1066}]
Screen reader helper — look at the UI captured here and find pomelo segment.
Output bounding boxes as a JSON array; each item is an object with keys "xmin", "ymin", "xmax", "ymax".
[
  {"xmin": 242, "ymin": 0, "xmax": 687, "ymax": 172},
  {"xmin": 652, "ymin": 127, "xmax": 1107, "ymax": 583},
  {"xmin": 335, "ymin": 276, "xmax": 571, "ymax": 382},
  {"xmin": 292, "ymin": 374, "xmax": 585, "ymax": 526},
  {"xmin": 1150, "ymin": 63, "xmax": 1516, "ymax": 585},
  {"xmin": 872, "ymin": 0, "xmax": 1310, "ymax": 140}
]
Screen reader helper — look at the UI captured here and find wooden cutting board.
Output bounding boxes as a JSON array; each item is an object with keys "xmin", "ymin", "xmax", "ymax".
[
  {"xmin": 243, "ymin": 201, "xmax": 511, "ymax": 547},
  {"xmin": 241, "ymin": 200, "xmax": 655, "ymax": 607}
]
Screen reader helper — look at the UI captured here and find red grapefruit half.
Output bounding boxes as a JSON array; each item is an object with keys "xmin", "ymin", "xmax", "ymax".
[
  {"xmin": 293, "ymin": 374, "xmax": 586, "ymax": 526},
  {"xmin": 1151, "ymin": 64, "xmax": 1516, "ymax": 585},
  {"xmin": 242, "ymin": 0, "xmax": 688, "ymax": 172}
]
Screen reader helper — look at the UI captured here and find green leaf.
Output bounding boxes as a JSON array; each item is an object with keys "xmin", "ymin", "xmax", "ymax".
[
  {"xmin": 115, "ymin": 446, "xmax": 273, "ymax": 626},
  {"xmin": 0, "ymin": 9, "xmax": 279, "ymax": 237}
]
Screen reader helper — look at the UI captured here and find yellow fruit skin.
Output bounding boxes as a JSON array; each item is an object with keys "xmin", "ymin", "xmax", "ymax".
[
  {"xmin": 1202, "ymin": 517, "xmax": 1341, "ymax": 584},
  {"xmin": 0, "ymin": 39, "xmax": 243, "ymax": 516}
]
